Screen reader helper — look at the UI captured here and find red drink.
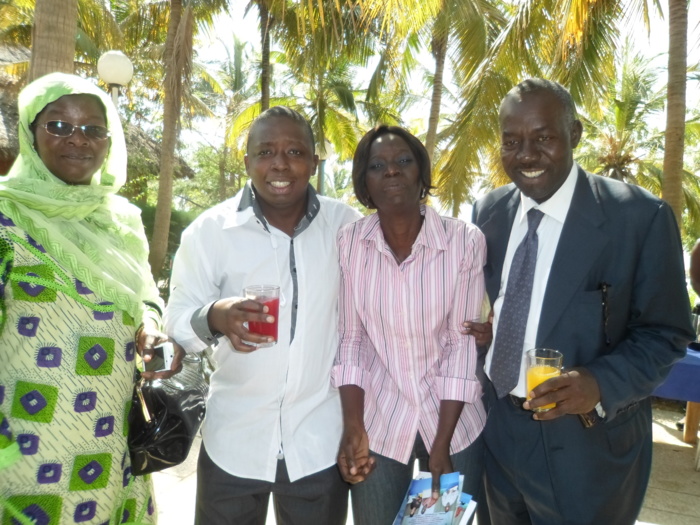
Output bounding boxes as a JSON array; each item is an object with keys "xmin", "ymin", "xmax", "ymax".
[{"xmin": 248, "ymin": 297, "xmax": 279, "ymax": 341}]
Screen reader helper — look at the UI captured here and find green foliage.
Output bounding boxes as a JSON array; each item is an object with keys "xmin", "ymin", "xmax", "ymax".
[
  {"xmin": 576, "ymin": 44, "xmax": 700, "ymax": 248},
  {"xmin": 5, "ymin": 0, "xmax": 698, "ymax": 258},
  {"xmin": 174, "ymin": 143, "xmax": 246, "ymax": 210},
  {"xmin": 137, "ymin": 202, "xmax": 198, "ymax": 297}
]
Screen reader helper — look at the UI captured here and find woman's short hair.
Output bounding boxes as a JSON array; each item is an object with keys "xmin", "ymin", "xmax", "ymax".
[{"xmin": 352, "ymin": 125, "xmax": 433, "ymax": 209}]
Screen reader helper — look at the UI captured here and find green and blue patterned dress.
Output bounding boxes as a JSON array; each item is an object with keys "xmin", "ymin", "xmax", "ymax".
[{"xmin": 0, "ymin": 215, "xmax": 156, "ymax": 525}]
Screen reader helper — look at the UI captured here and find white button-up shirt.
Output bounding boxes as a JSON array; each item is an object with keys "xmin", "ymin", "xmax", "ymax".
[
  {"xmin": 165, "ymin": 184, "xmax": 360, "ymax": 482},
  {"xmin": 486, "ymin": 163, "xmax": 578, "ymax": 397}
]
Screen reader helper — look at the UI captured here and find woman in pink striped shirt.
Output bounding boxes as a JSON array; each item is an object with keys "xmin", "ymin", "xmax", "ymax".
[{"xmin": 331, "ymin": 126, "xmax": 487, "ymax": 524}]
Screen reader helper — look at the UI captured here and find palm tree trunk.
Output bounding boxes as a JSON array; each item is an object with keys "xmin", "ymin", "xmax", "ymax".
[
  {"xmin": 661, "ymin": 0, "xmax": 687, "ymax": 225},
  {"xmin": 148, "ymin": 0, "xmax": 183, "ymax": 277},
  {"xmin": 259, "ymin": 1, "xmax": 271, "ymax": 111},
  {"xmin": 425, "ymin": 27, "xmax": 448, "ymax": 163},
  {"xmin": 29, "ymin": 0, "xmax": 78, "ymax": 80}
]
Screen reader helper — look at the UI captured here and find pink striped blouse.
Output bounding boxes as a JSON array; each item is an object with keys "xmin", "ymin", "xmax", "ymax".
[{"xmin": 332, "ymin": 205, "xmax": 487, "ymax": 464}]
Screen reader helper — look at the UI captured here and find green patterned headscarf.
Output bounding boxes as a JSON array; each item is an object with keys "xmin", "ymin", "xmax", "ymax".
[{"xmin": 0, "ymin": 72, "xmax": 162, "ymax": 320}]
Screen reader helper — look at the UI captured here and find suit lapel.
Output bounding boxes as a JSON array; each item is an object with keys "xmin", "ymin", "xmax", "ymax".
[
  {"xmin": 536, "ymin": 170, "xmax": 609, "ymax": 344},
  {"xmin": 478, "ymin": 188, "xmax": 520, "ymax": 303}
]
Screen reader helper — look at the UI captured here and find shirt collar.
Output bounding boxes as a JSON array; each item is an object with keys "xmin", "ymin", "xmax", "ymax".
[
  {"xmin": 361, "ymin": 204, "xmax": 448, "ymax": 253},
  {"xmin": 223, "ymin": 181, "xmax": 321, "ymax": 235},
  {"xmin": 518, "ymin": 162, "xmax": 578, "ymax": 224}
]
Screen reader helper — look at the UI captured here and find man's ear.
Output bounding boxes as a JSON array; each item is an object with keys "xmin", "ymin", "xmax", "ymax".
[{"xmin": 571, "ymin": 120, "xmax": 583, "ymax": 148}]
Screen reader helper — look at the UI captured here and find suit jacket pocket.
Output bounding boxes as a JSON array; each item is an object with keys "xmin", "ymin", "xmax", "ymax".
[
  {"xmin": 604, "ymin": 402, "xmax": 649, "ymax": 457},
  {"xmin": 566, "ymin": 289, "xmax": 606, "ymax": 363}
]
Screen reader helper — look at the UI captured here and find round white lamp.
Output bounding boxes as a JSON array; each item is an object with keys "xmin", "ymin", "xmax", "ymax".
[{"xmin": 97, "ymin": 51, "xmax": 134, "ymax": 106}]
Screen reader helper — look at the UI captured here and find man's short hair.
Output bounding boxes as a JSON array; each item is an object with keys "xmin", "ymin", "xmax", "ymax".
[
  {"xmin": 246, "ymin": 106, "xmax": 316, "ymax": 154},
  {"xmin": 501, "ymin": 79, "xmax": 577, "ymax": 125}
]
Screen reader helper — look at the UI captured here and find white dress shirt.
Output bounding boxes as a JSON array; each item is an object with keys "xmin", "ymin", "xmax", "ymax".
[
  {"xmin": 165, "ymin": 184, "xmax": 360, "ymax": 482},
  {"xmin": 486, "ymin": 163, "xmax": 578, "ymax": 397}
]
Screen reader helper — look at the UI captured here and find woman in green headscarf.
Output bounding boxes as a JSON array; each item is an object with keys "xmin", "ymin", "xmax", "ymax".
[{"xmin": 0, "ymin": 73, "xmax": 172, "ymax": 524}]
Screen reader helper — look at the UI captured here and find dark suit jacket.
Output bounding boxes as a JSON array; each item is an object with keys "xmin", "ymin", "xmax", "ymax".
[
  {"xmin": 474, "ymin": 168, "xmax": 692, "ymax": 418},
  {"xmin": 473, "ymin": 168, "xmax": 693, "ymax": 521}
]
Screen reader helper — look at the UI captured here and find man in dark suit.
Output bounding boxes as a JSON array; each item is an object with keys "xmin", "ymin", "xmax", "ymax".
[{"xmin": 471, "ymin": 79, "xmax": 693, "ymax": 524}]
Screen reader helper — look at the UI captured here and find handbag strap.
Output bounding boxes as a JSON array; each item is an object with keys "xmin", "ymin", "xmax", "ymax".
[{"xmin": 134, "ymin": 380, "xmax": 152, "ymax": 424}]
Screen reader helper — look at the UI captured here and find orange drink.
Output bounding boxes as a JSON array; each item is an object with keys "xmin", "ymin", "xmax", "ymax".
[
  {"xmin": 526, "ymin": 365, "xmax": 561, "ymax": 411},
  {"xmin": 525, "ymin": 348, "xmax": 563, "ymax": 413}
]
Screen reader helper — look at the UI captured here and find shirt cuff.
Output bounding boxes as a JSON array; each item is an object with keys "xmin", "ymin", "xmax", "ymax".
[
  {"xmin": 435, "ymin": 377, "xmax": 482, "ymax": 404},
  {"xmin": 191, "ymin": 301, "xmax": 220, "ymax": 346},
  {"xmin": 594, "ymin": 401, "xmax": 606, "ymax": 419},
  {"xmin": 331, "ymin": 364, "xmax": 369, "ymax": 391}
]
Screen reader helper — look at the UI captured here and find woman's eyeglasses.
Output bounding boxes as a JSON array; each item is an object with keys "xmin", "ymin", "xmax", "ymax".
[{"xmin": 40, "ymin": 120, "xmax": 111, "ymax": 141}]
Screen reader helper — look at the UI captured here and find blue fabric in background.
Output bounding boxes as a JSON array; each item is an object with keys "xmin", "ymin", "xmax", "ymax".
[{"xmin": 654, "ymin": 347, "xmax": 700, "ymax": 402}]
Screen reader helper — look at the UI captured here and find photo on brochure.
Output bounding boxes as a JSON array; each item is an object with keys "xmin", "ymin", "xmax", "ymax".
[{"xmin": 392, "ymin": 471, "xmax": 476, "ymax": 525}]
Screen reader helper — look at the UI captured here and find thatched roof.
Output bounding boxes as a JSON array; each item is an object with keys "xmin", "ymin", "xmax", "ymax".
[
  {"xmin": 0, "ymin": 86, "xmax": 18, "ymax": 163},
  {"xmin": 0, "ymin": 47, "xmax": 27, "ymax": 165},
  {"xmin": 123, "ymin": 123, "xmax": 195, "ymax": 180},
  {"xmin": 0, "ymin": 46, "xmax": 30, "ymax": 66}
]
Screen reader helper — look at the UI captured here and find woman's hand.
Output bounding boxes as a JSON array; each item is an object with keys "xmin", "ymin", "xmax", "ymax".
[
  {"xmin": 140, "ymin": 342, "xmax": 185, "ymax": 381},
  {"xmin": 429, "ymin": 399, "xmax": 463, "ymax": 497},
  {"xmin": 337, "ymin": 384, "xmax": 374, "ymax": 483},
  {"xmin": 136, "ymin": 318, "xmax": 183, "ymax": 380},
  {"xmin": 428, "ymin": 441, "xmax": 454, "ymax": 499},
  {"xmin": 337, "ymin": 425, "xmax": 376, "ymax": 484},
  {"xmin": 136, "ymin": 317, "xmax": 167, "ymax": 361}
]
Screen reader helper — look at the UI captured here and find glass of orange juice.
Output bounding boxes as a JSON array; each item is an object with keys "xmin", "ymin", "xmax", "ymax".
[{"xmin": 526, "ymin": 348, "xmax": 563, "ymax": 412}]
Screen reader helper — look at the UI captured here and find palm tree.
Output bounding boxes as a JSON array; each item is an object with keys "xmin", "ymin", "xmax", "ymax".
[
  {"xmin": 148, "ymin": 0, "xmax": 186, "ymax": 276},
  {"xmin": 0, "ymin": 1, "xmax": 155, "ymax": 80},
  {"xmin": 28, "ymin": 0, "xmax": 78, "ymax": 80},
  {"xmin": 662, "ymin": 0, "xmax": 688, "ymax": 224},
  {"xmin": 245, "ymin": 0, "xmax": 273, "ymax": 111},
  {"xmin": 423, "ymin": 0, "xmax": 504, "ymax": 161},
  {"xmin": 429, "ymin": 0, "xmax": 694, "ymax": 223},
  {"xmin": 576, "ymin": 45, "xmax": 700, "ymax": 246},
  {"xmin": 576, "ymin": 48, "xmax": 666, "ymax": 187},
  {"xmin": 147, "ymin": 0, "xmax": 227, "ymax": 278},
  {"xmin": 1, "ymin": 0, "xmax": 122, "ymax": 79},
  {"xmin": 193, "ymin": 35, "xmax": 258, "ymax": 201}
]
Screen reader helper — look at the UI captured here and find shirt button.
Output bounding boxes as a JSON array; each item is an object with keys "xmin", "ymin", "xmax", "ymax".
[{"xmin": 276, "ymin": 452, "xmax": 284, "ymax": 460}]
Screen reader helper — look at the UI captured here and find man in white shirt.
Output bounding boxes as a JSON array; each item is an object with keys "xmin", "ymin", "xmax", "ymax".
[
  {"xmin": 165, "ymin": 106, "xmax": 360, "ymax": 524},
  {"xmin": 471, "ymin": 79, "xmax": 692, "ymax": 524}
]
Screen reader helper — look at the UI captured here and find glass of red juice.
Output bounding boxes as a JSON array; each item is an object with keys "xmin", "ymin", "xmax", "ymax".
[{"xmin": 244, "ymin": 285, "xmax": 280, "ymax": 347}]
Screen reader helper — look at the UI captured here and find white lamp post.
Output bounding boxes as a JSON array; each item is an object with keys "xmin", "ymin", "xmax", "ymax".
[{"xmin": 97, "ymin": 51, "xmax": 134, "ymax": 106}]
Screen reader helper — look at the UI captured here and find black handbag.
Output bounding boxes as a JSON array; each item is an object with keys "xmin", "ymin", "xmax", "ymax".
[{"xmin": 128, "ymin": 353, "xmax": 210, "ymax": 475}]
